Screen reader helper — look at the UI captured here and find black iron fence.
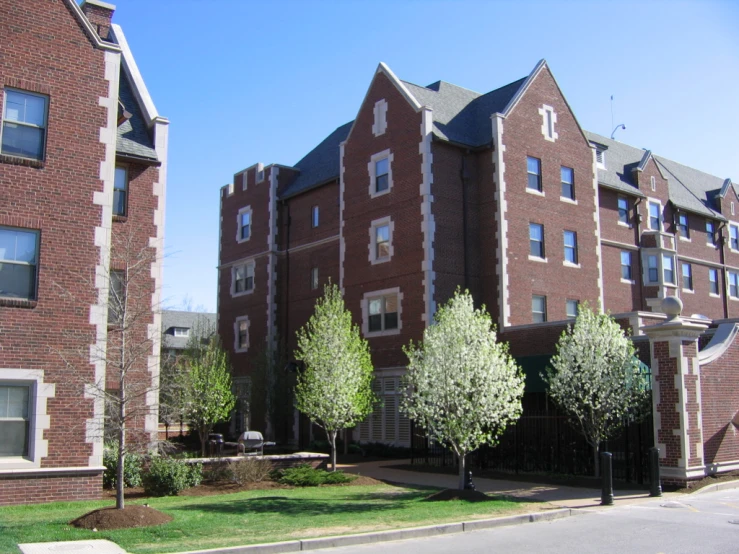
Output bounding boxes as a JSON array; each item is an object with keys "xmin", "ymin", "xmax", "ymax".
[{"xmin": 411, "ymin": 393, "xmax": 654, "ymax": 485}]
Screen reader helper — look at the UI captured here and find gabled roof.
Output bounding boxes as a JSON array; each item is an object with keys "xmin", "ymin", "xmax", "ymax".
[
  {"xmin": 116, "ymin": 70, "xmax": 158, "ymax": 161},
  {"xmin": 161, "ymin": 310, "xmax": 216, "ymax": 350},
  {"xmin": 278, "ymin": 121, "xmax": 353, "ymax": 199},
  {"xmin": 401, "ymin": 77, "xmax": 527, "ymax": 147},
  {"xmin": 586, "ymin": 131, "xmax": 726, "ymax": 220}
]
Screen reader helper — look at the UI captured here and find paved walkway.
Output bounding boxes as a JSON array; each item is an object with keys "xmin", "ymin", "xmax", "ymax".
[{"xmin": 338, "ymin": 458, "xmax": 672, "ymax": 509}]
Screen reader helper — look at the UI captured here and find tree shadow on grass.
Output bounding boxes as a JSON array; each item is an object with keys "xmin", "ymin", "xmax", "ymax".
[{"xmin": 175, "ymin": 495, "xmax": 403, "ymax": 517}]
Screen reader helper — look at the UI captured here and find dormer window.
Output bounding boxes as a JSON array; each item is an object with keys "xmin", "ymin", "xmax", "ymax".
[
  {"xmin": 595, "ymin": 149, "xmax": 605, "ymax": 168},
  {"xmin": 173, "ymin": 327, "xmax": 189, "ymax": 337}
]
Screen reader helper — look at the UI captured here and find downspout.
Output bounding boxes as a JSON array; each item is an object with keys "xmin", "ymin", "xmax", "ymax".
[
  {"xmin": 634, "ymin": 197, "xmax": 647, "ymax": 311},
  {"xmin": 718, "ymin": 222, "xmax": 728, "ymax": 319},
  {"xmin": 461, "ymin": 150, "xmax": 470, "ymax": 291}
]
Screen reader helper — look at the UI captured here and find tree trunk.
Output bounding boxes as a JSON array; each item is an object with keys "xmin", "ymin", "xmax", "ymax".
[
  {"xmin": 330, "ymin": 430, "xmax": 337, "ymax": 472},
  {"xmin": 593, "ymin": 444, "xmax": 600, "ymax": 478},
  {"xmin": 344, "ymin": 428, "xmax": 349, "ymax": 456},
  {"xmin": 116, "ymin": 378, "xmax": 126, "ymax": 510},
  {"xmin": 457, "ymin": 452, "xmax": 466, "ymax": 490},
  {"xmin": 200, "ymin": 426, "xmax": 208, "ymax": 457}
]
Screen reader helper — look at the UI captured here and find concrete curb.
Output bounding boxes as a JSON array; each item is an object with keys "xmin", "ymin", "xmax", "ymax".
[
  {"xmin": 175, "ymin": 508, "xmax": 575, "ymax": 554},
  {"xmin": 690, "ymin": 479, "xmax": 739, "ymax": 495}
]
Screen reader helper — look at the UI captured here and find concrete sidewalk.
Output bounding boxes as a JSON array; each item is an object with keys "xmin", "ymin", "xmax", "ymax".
[{"xmin": 338, "ymin": 458, "xmax": 673, "ymax": 510}]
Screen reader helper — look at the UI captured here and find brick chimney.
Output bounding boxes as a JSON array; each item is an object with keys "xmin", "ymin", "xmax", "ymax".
[{"xmin": 81, "ymin": 0, "xmax": 116, "ymax": 41}]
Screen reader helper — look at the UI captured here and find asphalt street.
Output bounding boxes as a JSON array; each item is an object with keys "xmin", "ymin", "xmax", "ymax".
[{"xmin": 303, "ymin": 488, "xmax": 739, "ymax": 554}]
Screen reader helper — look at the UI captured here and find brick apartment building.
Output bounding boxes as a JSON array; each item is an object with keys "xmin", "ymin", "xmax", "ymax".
[
  {"xmin": 0, "ymin": 0, "xmax": 168, "ymax": 505},
  {"xmin": 218, "ymin": 60, "xmax": 737, "ymax": 451}
]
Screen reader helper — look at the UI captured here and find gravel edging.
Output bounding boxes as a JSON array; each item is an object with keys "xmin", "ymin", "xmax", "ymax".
[{"xmin": 175, "ymin": 508, "xmax": 576, "ymax": 554}]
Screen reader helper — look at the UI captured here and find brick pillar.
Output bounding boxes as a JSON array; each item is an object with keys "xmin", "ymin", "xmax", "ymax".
[
  {"xmin": 81, "ymin": 0, "xmax": 116, "ymax": 41},
  {"xmin": 642, "ymin": 297, "xmax": 707, "ymax": 486}
]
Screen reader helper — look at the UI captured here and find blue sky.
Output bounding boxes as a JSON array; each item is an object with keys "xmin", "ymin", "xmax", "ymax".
[{"xmin": 111, "ymin": 0, "xmax": 739, "ymax": 313}]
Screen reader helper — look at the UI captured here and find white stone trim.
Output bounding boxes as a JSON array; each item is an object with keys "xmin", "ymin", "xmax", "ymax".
[
  {"xmin": 0, "ymin": 369, "xmax": 55, "ymax": 470},
  {"xmin": 492, "ymin": 115, "xmax": 510, "ymax": 328},
  {"xmin": 369, "ymin": 216, "xmax": 394, "ymax": 265},
  {"xmin": 339, "ymin": 141, "xmax": 346, "ymax": 293},
  {"xmin": 419, "ymin": 108, "xmax": 436, "ymax": 326},
  {"xmin": 236, "ymin": 205, "xmax": 252, "ymax": 244},
  {"xmin": 234, "ymin": 315, "xmax": 251, "ymax": 353},
  {"xmin": 705, "ymin": 459, "xmax": 739, "ymax": 475},
  {"xmin": 87, "ymin": 49, "xmax": 120, "ymax": 468},
  {"xmin": 361, "ymin": 287, "xmax": 403, "ymax": 338},
  {"xmin": 592, "ymin": 147, "xmax": 605, "ymax": 311},
  {"xmin": 267, "ymin": 168, "xmax": 279, "ymax": 353},
  {"xmin": 230, "ymin": 259, "xmax": 256, "ymax": 297},
  {"xmin": 698, "ymin": 322, "xmax": 739, "ymax": 365},
  {"xmin": 0, "ymin": 465, "xmax": 104, "ymax": 476},
  {"xmin": 538, "ymin": 104, "xmax": 558, "ymax": 142},
  {"xmin": 64, "ymin": 0, "xmax": 121, "ymax": 52},
  {"xmin": 372, "ymin": 99, "xmax": 388, "ymax": 137},
  {"xmin": 368, "ymin": 149, "xmax": 394, "ymax": 199}
]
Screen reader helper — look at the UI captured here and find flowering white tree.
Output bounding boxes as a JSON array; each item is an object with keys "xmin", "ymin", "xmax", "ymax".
[
  {"xmin": 295, "ymin": 283, "xmax": 375, "ymax": 471},
  {"xmin": 543, "ymin": 303, "xmax": 649, "ymax": 477},
  {"xmin": 402, "ymin": 290, "xmax": 524, "ymax": 490}
]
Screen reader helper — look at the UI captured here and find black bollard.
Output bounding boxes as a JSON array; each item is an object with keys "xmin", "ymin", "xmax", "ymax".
[
  {"xmin": 464, "ymin": 471, "xmax": 476, "ymax": 491},
  {"xmin": 601, "ymin": 452, "xmax": 614, "ymax": 506},
  {"xmin": 649, "ymin": 447, "xmax": 662, "ymax": 497}
]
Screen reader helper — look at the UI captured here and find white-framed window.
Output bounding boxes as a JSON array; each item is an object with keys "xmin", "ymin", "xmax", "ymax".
[
  {"xmin": 563, "ymin": 230, "xmax": 578, "ymax": 265},
  {"xmin": 566, "ymin": 299, "xmax": 579, "ymax": 319},
  {"xmin": 527, "ymin": 156, "xmax": 542, "ymax": 192},
  {"xmin": 650, "ymin": 176, "xmax": 656, "ymax": 192},
  {"xmin": 369, "ymin": 216, "xmax": 394, "ymax": 264},
  {"xmin": 621, "ymin": 251, "xmax": 633, "ymax": 281},
  {"xmin": 538, "ymin": 104, "xmax": 557, "ymax": 142},
  {"xmin": 596, "ymin": 148, "xmax": 605, "ymax": 169},
  {"xmin": 1, "ymin": 89, "xmax": 48, "ymax": 160},
  {"xmin": 368, "ymin": 150, "xmax": 393, "ymax": 198},
  {"xmin": 231, "ymin": 260, "xmax": 255, "ymax": 296},
  {"xmin": 682, "ymin": 262, "xmax": 693, "ymax": 291},
  {"xmin": 561, "ymin": 166, "xmax": 574, "ymax": 200},
  {"xmin": 532, "ymin": 295, "xmax": 547, "ymax": 323},
  {"xmin": 663, "ymin": 254, "xmax": 675, "ymax": 285},
  {"xmin": 529, "ymin": 222, "xmax": 545, "ymax": 260},
  {"xmin": 618, "ymin": 196, "xmax": 629, "ymax": 225},
  {"xmin": 706, "ymin": 220, "xmax": 715, "ymax": 245},
  {"xmin": 362, "ymin": 288, "xmax": 402, "ymax": 337},
  {"xmin": 113, "ymin": 166, "xmax": 128, "ymax": 217},
  {"xmin": 677, "ymin": 213, "xmax": 689, "ymax": 239},
  {"xmin": 237, "ymin": 206, "xmax": 252, "ymax": 243},
  {"xmin": 730, "ymin": 225, "xmax": 739, "ymax": 251},
  {"xmin": 0, "ymin": 370, "xmax": 54, "ymax": 469},
  {"xmin": 173, "ymin": 327, "xmax": 190, "ymax": 337},
  {"xmin": 709, "ymin": 268, "xmax": 719, "ymax": 296},
  {"xmin": 647, "ymin": 255, "xmax": 659, "ymax": 283},
  {"xmin": 310, "ymin": 267, "xmax": 319, "ymax": 290},
  {"xmin": 372, "ymin": 99, "xmax": 388, "ymax": 137},
  {"xmin": 234, "ymin": 316, "xmax": 250, "ymax": 353},
  {"xmin": 0, "ymin": 226, "xmax": 39, "ymax": 301},
  {"xmin": 108, "ymin": 269, "xmax": 125, "ymax": 325},
  {"xmin": 730, "ymin": 272, "xmax": 739, "ymax": 299},
  {"xmin": 311, "ymin": 205, "xmax": 319, "ymax": 228},
  {"xmin": 358, "ymin": 374, "xmax": 410, "ymax": 446},
  {"xmin": 648, "ymin": 201, "xmax": 662, "ymax": 231}
]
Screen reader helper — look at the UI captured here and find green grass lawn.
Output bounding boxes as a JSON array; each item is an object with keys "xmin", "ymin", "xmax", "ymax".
[{"xmin": 0, "ymin": 485, "xmax": 538, "ymax": 553}]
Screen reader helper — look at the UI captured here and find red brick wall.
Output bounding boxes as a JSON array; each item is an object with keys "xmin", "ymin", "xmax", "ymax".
[
  {"xmin": 477, "ymin": 150, "xmax": 500, "ymax": 323},
  {"xmin": 0, "ymin": 472, "xmax": 102, "ymax": 507},
  {"xmin": 0, "ymin": 0, "xmax": 109, "ymax": 470},
  {"xmin": 700, "ymin": 331, "xmax": 739, "ymax": 465},
  {"xmin": 501, "ymin": 67, "xmax": 600, "ymax": 326},
  {"xmin": 342, "ymin": 71, "xmax": 425, "ymax": 369}
]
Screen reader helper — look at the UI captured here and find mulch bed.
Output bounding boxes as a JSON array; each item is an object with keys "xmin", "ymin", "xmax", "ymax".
[
  {"xmin": 679, "ymin": 470, "xmax": 739, "ymax": 493},
  {"xmin": 71, "ymin": 505, "xmax": 172, "ymax": 530},
  {"xmin": 424, "ymin": 489, "xmax": 495, "ymax": 502}
]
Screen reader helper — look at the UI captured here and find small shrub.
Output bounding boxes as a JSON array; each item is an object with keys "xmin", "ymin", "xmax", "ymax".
[
  {"xmin": 230, "ymin": 457, "xmax": 273, "ymax": 485},
  {"xmin": 202, "ymin": 460, "xmax": 233, "ymax": 483},
  {"xmin": 142, "ymin": 457, "xmax": 202, "ymax": 496},
  {"xmin": 273, "ymin": 463, "xmax": 357, "ymax": 487},
  {"xmin": 102, "ymin": 443, "xmax": 142, "ymax": 489}
]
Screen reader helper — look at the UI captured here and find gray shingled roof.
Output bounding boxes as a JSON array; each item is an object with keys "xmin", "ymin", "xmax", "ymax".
[
  {"xmin": 116, "ymin": 70, "xmax": 158, "ymax": 161},
  {"xmin": 402, "ymin": 78, "xmax": 527, "ymax": 147},
  {"xmin": 586, "ymin": 131, "xmax": 726, "ymax": 219},
  {"xmin": 279, "ymin": 121, "xmax": 352, "ymax": 199},
  {"xmin": 161, "ymin": 310, "xmax": 216, "ymax": 350}
]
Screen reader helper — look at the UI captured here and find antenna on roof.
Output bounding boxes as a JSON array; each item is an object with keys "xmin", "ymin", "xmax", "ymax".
[{"xmin": 610, "ymin": 95, "xmax": 626, "ymax": 140}]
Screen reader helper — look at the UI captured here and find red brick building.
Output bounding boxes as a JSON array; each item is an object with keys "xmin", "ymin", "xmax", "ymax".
[
  {"xmin": 0, "ymin": 0, "xmax": 168, "ymax": 505},
  {"xmin": 218, "ymin": 61, "xmax": 736, "ymax": 450}
]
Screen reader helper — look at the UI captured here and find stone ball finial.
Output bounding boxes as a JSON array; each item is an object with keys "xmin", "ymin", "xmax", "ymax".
[{"xmin": 662, "ymin": 296, "xmax": 683, "ymax": 319}]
